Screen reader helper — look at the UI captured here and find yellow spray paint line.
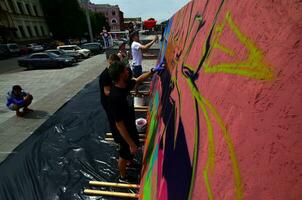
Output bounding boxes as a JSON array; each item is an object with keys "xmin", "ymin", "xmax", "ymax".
[
  {"xmin": 186, "ymin": 78, "xmax": 215, "ymax": 200},
  {"xmin": 172, "ymin": 74, "xmax": 183, "ymax": 150},
  {"xmin": 204, "ymin": 98, "xmax": 243, "ymax": 200},
  {"xmin": 204, "ymin": 11, "xmax": 274, "ymax": 81},
  {"xmin": 184, "ymin": 74, "xmax": 243, "ymax": 199}
]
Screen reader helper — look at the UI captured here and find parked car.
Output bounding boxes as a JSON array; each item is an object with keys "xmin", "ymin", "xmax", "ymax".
[
  {"xmin": 80, "ymin": 42, "xmax": 103, "ymax": 55},
  {"xmin": 0, "ymin": 44, "xmax": 10, "ymax": 59},
  {"xmin": 19, "ymin": 45, "xmax": 32, "ymax": 55},
  {"xmin": 46, "ymin": 49, "xmax": 80, "ymax": 62},
  {"xmin": 27, "ymin": 43, "xmax": 44, "ymax": 52},
  {"xmin": 6, "ymin": 43, "xmax": 20, "ymax": 56},
  {"xmin": 18, "ymin": 52, "xmax": 74, "ymax": 69},
  {"xmin": 57, "ymin": 45, "xmax": 90, "ymax": 58}
]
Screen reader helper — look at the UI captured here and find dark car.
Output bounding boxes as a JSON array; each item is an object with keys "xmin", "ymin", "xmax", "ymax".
[
  {"xmin": 0, "ymin": 44, "xmax": 10, "ymax": 59},
  {"xmin": 18, "ymin": 52, "xmax": 74, "ymax": 69},
  {"xmin": 46, "ymin": 49, "xmax": 80, "ymax": 62},
  {"xmin": 80, "ymin": 42, "xmax": 103, "ymax": 55}
]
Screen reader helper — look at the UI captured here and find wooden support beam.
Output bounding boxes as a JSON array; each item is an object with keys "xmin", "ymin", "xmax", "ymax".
[
  {"xmin": 105, "ymin": 138, "xmax": 145, "ymax": 142},
  {"xmin": 84, "ymin": 189, "xmax": 139, "ymax": 198},
  {"xmin": 135, "ymin": 108, "xmax": 148, "ymax": 112},
  {"xmin": 106, "ymin": 132, "xmax": 145, "ymax": 137},
  {"xmin": 130, "ymin": 90, "xmax": 150, "ymax": 95},
  {"xmin": 134, "ymin": 105, "xmax": 149, "ymax": 109},
  {"xmin": 89, "ymin": 181, "xmax": 140, "ymax": 189}
]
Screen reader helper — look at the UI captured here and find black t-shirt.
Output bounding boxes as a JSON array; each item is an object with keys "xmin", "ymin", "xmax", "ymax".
[
  {"xmin": 109, "ymin": 80, "xmax": 139, "ymax": 145},
  {"xmin": 99, "ymin": 68, "xmax": 113, "ymax": 109}
]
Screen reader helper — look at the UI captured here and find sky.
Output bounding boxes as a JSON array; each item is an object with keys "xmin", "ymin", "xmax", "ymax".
[{"xmin": 91, "ymin": 0, "xmax": 190, "ymax": 22}]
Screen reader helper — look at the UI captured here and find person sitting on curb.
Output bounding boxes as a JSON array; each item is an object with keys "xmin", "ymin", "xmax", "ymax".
[
  {"xmin": 6, "ymin": 85, "xmax": 33, "ymax": 117},
  {"xmin": 130, "ymin": 31, "xmax": 158, "ymax": 77},
  {"xmin": 108, "ymin": 61, "xmax": 163, "ymax": 183}
]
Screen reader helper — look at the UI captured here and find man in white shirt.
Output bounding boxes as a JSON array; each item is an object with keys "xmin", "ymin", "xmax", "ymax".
[{"xmin": 130, "ymin": 31, "xmax": 158, "ymax": 77}]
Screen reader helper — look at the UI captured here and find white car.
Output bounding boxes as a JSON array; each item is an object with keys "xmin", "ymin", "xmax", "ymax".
[
  {"xmin": 57, "ymin": 45, "xmax": 90, "ymax": 58},
  {"xmin": 27, "ymin": 43, "xmax": 44, "ymax": 52}
]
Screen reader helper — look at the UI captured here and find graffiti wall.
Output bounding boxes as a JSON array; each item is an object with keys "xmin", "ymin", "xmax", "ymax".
[{"xmin": 140, "ymin": 0, "xmax": 302, "ymax": 199}]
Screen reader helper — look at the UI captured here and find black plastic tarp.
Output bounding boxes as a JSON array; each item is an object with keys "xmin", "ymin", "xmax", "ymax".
[{"xmin": 0, "ymin": 79, "xmax": 143, "ymax": 200}]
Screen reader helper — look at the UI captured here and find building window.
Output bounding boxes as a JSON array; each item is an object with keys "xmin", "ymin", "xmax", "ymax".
[
  {"xmin": 26, "ymin": 26, "xmax": 33, "ymax": 37},
  {"xmin": 40, "ymin": 26, "xmax": 45, "ymax": 36},
  {"xmin": 111, "ymin": 19, "xmax": 117, "ymax": 24},
  {"xmin": 34, "ymin": 26, "xmax": 39, "ymax": 36},
  {"xmin": 17, "ymin": 2, "xmax": 24, "ymax": 14},
  {"xmin": 18, "ymin": 25, "xmax": 26, "ymax": 37},
  {"xmin": 33, "ymin": 5, "xmax": 38, "ymax": 16},
  {"xmin": 25, "ymin": 4, "xmax": 31, "ymax": 15},
  {"xmin": 112, "ymin": 10, "xmax": 116, "ymax": 16}
]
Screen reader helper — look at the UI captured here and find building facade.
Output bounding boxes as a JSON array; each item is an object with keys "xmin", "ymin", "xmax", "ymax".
[
  {"xmin": 123, "ymin": 17, "xmax": 142, "ymax": 30},
  {"xmin": 81, "ymin": 2, "xmax": 124, "ymax": 31},
  {"xmin": 0, "ymin": 0, "xmax": 49, "ymax": 43}
]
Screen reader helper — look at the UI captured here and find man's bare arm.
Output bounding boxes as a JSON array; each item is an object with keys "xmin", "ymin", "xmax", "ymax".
[
  {"xmin": 139, "ymin": 35, "xmax": 158, "ymax": 50},
  {"xmin": 134, "ymin": 71, "xmax": 154, "ymax": 86}
]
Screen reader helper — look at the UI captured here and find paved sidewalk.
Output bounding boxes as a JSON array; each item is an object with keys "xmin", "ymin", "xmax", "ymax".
[{"xmin": 0, "ymin": 54, "xmax": 107, "ymax": 162}]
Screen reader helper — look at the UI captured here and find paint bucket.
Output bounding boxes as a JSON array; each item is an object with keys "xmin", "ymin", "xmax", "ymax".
[{"xmin": 136, "ymin": 118, "xmax": 147, "ymax": 133}]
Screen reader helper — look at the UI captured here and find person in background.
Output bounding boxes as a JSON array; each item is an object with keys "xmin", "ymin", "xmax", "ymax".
[
  {"xmin": 101, "ymin": 26, "xmax": 110, "ymax": 48},
  {"xmin": 130, "ymin": 31, "xmax": 158, "ymax": 77},
  {"xmin": 99, "ymin": 54, "xmax": 121, "ymax": 143},
  {"xmin": 6, "ymin": 85, "xmax": 33, "ymax": 117}
]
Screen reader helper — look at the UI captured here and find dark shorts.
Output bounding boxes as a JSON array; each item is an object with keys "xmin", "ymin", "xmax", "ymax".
[{"xmin": 132, "ymin": 65, "xmax": 142, "ymax": 78}]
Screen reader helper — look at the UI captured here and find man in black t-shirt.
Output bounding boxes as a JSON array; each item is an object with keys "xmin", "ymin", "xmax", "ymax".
[{"xmin": 108, "ymin": 61, "xmax": 155, "ymax": 183}]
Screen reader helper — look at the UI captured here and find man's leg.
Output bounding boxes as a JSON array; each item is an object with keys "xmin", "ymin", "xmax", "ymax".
[
  {"xmin": 118, "ymin": 157, "xmax": 128, "ymax": 178},
  {"xmin": 23, "ymin": 95, "xmax": 33, "ymax": 112},
  {"xmin": 118, "ymin": 141, "xmax": 136, "ymax": 182}
]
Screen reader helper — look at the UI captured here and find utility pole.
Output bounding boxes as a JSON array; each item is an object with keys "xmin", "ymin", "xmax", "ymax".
[{"xmin": 81, "ymin": 0, "xmax": 93, "ymax": 42}]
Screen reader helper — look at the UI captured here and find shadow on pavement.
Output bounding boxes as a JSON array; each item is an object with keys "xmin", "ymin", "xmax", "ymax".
[{"xmin": 23, "ymin": 110, "xmax": 49, "ymax": 119}]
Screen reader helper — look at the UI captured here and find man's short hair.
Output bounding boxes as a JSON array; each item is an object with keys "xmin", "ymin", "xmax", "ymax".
[
  {"xmin": 12, "ymin": 85, "xmax": 22, "ymax": 91},
  {"xmin": 108, "ymin": 61, "xmax": 126, "ymax": 82},
  {"xmin": 130, "ymin": 30, "xmax": 139, "ymax": 39}
]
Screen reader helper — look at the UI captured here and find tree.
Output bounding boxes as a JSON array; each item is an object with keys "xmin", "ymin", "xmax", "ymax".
[
  {"xmin": 40, "ymin": 0, "xmax": 107, "ymax": 40},
  {"xmin": 89, "ymin": 11, "xmax": 107, "ymax": 36}
]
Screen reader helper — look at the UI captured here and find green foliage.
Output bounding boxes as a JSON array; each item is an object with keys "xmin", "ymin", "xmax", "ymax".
[
  {"xmin": 40, "ymin": 0, "xmax": 108, "ymax": 40},
  {"xmin": 90, "ymin": 11, "xmax": 107, "ymax": 36}
]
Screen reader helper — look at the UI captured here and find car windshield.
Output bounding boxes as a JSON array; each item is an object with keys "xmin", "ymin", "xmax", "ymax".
[
  {"xmin": 48, "ymin": 52, "xmax": 59, "ymax": 58},
  {"xmin": 49, "ymin": 50, "xmax": 62, "ymax": 55},
  {"xmin": 75, "ymin": 46, "xmax": 81, "ymax": 50}
]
